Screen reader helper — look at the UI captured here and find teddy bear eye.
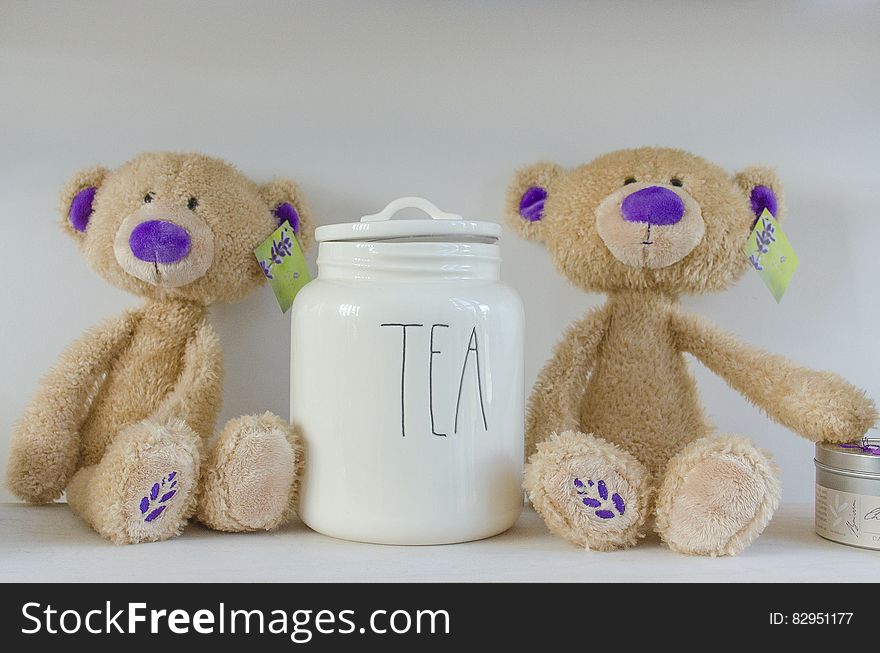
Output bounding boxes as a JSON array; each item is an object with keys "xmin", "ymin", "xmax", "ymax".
[
  {"xmin": 624, "ymin": 177, "xmax": 637, "ymax": 185},
  {"xmin": 670, "ymin": 178, "xmax": 683, "ymax": 187},
  {"xmin": 187, "ymin": 197, "xmax": 199, "ymax": 210},
  {"xmin": 144, "ymin": 192, "xmax": 154, "ymax": 203}
]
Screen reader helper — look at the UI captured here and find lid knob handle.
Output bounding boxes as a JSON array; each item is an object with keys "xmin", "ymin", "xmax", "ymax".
[{"xmin": 360, "ymin": 197, "xmax": 462, "ymax": 223}]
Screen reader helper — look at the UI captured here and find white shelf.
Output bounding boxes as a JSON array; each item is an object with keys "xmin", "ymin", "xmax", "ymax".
[{"xmin": 1, "ymin": 503, "xmax": 876, "ymax": 582}]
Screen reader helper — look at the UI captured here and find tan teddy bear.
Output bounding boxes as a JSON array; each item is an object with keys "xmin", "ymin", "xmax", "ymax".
[
  {"xmin": 6, "ymin": 152, "xmax": 313, "ymax": 544},
  {"xmin": 507, "ymin": 147, "xmax": 877, "ymax": 556}
]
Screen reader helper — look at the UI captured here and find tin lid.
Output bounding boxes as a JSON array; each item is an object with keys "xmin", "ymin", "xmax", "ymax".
[
  {"xmin": 315, "ymin": 197, "xmax": 502, "ymax": 243},
  {"xmin": 815, "ymin": 437, "xmax": 880, "ymax": 475}
]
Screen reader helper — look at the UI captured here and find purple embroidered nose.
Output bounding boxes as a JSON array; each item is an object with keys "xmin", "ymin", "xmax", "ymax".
[
  {"xmin": 129, "ymin": 220, "xmax": 192, "ymax": 264},
  {"xmin": 620, "ymin": 186, "xmax": 685, "ymax": 226}
]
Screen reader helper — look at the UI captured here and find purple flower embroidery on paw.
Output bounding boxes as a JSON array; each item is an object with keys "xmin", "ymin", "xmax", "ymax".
[
  {"xmin": 574, "ymin": 477, "xmax": 626, "ymax": 520},
  {"xmin": 145, "ymin": 506, "xmax": 166, "ymax": 522},
  {"xmin": 138, "ymin": 472, "xmax": 179, "ymax": 523}
]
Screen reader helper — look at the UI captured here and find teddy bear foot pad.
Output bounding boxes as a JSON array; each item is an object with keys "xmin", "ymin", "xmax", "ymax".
[
  {"xmin": 525, "ymin": 431, "xmax": 652, "ymax": 551},
  {"xmin": 66, "ymin": 419, "xmax": 201, "ymax": 545}
]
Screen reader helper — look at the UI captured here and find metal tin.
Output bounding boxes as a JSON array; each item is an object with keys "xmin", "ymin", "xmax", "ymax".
[{"xmin": 814, "ymin": 438, "xmax": 880, "ymax": 550}]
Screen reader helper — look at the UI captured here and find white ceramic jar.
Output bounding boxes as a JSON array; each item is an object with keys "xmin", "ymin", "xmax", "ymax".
[{"xmin": 291, "ymin": 198, "xmax": 524, "ymax": 544}]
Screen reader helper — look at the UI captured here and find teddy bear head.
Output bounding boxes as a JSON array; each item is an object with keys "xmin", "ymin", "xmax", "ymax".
[
  {"xmin": 506, "ymin": 147, "xmax": 784, "ymax": 294},
  {"xmin": 60, "ymin": 151, "xmax": 314, "ymax": 305}
]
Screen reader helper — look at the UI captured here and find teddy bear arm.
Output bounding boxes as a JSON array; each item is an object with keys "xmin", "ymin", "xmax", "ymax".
[
  {"xmin": 525, "ymin": 304, "xmax": 610, "ymax": 457},
  {"xmin": 151, "ymin": 321, "xmax": 224, "ymax": 440},
  {"xmin": 671, "ymin": 311, "xmax": 877, "ymax": 442},
  {"xmin": 6, "ymin": 310, "xmax": 141, "ymax": 503}
]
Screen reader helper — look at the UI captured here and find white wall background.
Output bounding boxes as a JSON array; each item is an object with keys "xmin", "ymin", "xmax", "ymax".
[{"xmin": 1, "ymin": 1, "xmax": 878, "ymax": 503}]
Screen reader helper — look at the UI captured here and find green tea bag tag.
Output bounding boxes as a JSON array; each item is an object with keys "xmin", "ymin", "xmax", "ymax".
[
  {"xmin": 744, "ymin": 209, "xmax": 799, "ymax": 303},
  {"xmin": 254, "ymin": 221, "xmax": 311, "ymax": 313}
]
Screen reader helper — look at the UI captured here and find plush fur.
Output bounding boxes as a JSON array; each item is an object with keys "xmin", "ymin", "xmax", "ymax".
[
  {"xmin": 508, "ymin": 147, "xmax": 877, "ymax": 556},
  {"xmin": 197, "ymin": 413, "xmax": 304, "ymax": 532},
  {"xmin": 6, "ymin": 152, "xmax": 313, "ymax": 544}
]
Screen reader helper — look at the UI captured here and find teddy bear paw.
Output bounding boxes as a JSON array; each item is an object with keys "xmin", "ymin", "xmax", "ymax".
[
  {"xmin": 655, "ymin": 437, "xmax": 781, "ymax": 556},
  {"xmin": 196, "ymin": 413, "xmax": 300, "ymax": 532},
  {"xmin": 525, "ymin": 431, "xmax": 651, "ymax": 551},
  {"xmin": 221, "ymin": 428, "xmax": 296, "ymax": 531},
  {"xmin": 115, "ymin": 421, "xmax": 200, "ymax": 544}
]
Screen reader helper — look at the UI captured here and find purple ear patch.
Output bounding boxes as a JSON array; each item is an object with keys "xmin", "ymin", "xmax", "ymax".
[
  {"xmin": 750, "ymin": 185, "xmax": 778, "ymax": 219},
  {"xmin": 273, "ymin": 202, "xmax": 300, "ymax": 233},
  {"xmin": 519, "ymin": 186, "xmax": 547, "ymax": 222},
  {"xmin": 69, "ymin": 186, "xmax": 97, "ymax": 232}
]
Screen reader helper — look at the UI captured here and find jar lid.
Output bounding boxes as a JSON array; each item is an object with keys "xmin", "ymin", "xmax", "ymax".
[
  {"xmin": 315, "ymin": 197, "xmax": 502, "ymax": 243},
  {"xmin": 815, "ymin": 437, "xmax": 880, "ymax": 475}
]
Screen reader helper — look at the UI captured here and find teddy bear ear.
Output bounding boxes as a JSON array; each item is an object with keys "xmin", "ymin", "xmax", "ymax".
[
  {"xmin": 505, "ymin": 162, "xmax": 564, "ymax": 243},
  {"xmin": 734, "ymin": 165, "xmax": 785, "ymax": 226},
  {"xmin": 59, "ymin": 165, "xmax": 109, "ymax": 239},
  {"xmin": 258, "ymin": 178, "xmax": 315, "ymax": 251}
]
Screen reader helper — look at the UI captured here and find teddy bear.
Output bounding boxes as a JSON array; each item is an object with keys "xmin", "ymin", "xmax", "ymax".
[
  {"xmin": 6, "ymin": 151, "xmax": 313, "ymax": 544},
  {"xmin": 506, "ymin": 147, "xmax": 877, "ymax": 556}
]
